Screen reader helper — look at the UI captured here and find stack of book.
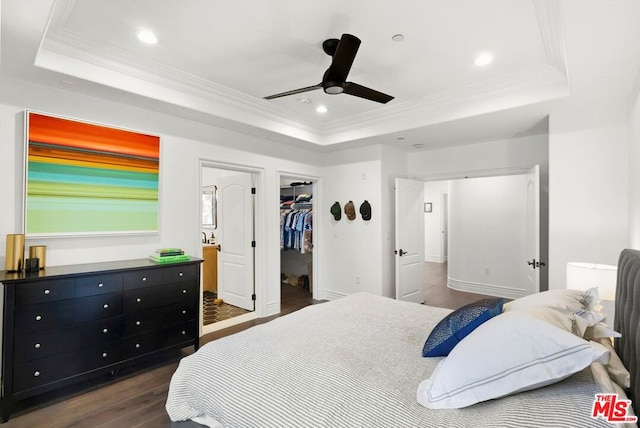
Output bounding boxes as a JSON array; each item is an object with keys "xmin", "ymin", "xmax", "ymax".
[{"xmin": 149, "ymin": 248, "xmax": 190, "ymax": 263}]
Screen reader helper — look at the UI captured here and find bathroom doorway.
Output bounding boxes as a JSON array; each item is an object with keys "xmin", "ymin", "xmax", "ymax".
[{"xmin": 200, "ymin": 163, "xmax": 257, "ymax": 332}]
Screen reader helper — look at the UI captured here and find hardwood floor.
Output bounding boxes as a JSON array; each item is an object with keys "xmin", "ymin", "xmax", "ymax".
[
  {"xmin": 424, "ymin": 261, "xmax": 494, "ymax": 310},
  {"xmin": 3, "ymin": 270, "xmax": 486, "ymax": 427}
]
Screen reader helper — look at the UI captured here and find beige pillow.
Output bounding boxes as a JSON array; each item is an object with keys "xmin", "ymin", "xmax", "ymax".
[
  {"xmin": 594, "ymin": 337, "xmax": 631, "ymax": 388},
  {"xmin": 503, "ymin": 288, "xmax": 598, "ymax": 312}
]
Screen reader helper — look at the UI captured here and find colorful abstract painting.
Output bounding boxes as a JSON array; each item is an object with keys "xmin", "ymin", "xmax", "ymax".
[{"xmin": 25, "ymin": 111, "xmax": 160, "ymax": 236}]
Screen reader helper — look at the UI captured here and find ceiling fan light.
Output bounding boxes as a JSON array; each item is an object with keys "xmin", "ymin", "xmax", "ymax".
[{"xmin": 323, "ymin": 81, "xmax": 344, "ymax": 94}]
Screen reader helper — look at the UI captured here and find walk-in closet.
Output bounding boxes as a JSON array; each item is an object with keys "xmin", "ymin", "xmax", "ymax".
[{"xmin": 280, "ymin": 179, "xmax": 313, "ymax": 302}]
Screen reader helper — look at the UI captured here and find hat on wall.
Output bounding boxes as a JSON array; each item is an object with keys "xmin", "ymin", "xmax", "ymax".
[
  {"xmin": 330, "ymin": 201, "xmax": 342, "ymax": 221},
  {"xmin": 360, "ymin": 200, "xmax": 372, "ymax": 221},
  {"xmin": 344, "ymin": 200, "xmax": 356, "ymax": 220}
]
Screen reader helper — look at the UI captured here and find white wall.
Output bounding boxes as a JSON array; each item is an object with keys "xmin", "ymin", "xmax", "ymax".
[
  {"xmin": 629, "ymin": 81, "xmax": 640, "ymax": 248},
  {"xmin": 321, "ymin": 146, "xmax": 384, "ymax": 299},
  {"xmin": 0, "ymin": 77, "xmax": 323, "ymax": 318},
  {"xmin": 408, "ymin": 134, "xmax": 549, "ymax": 181},
  {"xmin": 447, "ymin": 175, "xmax": 530, "ymax": 298},
  {"xmin": 548, "ymin": 122, "xmax": 629, "ymax": 289}
]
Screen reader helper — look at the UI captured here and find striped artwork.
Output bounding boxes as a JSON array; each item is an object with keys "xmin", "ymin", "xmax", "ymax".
[{"xmin": 25, "ymin": 111, "xmax": 160, "ymax": 236}]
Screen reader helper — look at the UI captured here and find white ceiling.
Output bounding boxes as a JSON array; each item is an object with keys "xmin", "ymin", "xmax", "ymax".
[{"xmin": 2, "ymin": 0, "xmax": 640, "ymax": 152}]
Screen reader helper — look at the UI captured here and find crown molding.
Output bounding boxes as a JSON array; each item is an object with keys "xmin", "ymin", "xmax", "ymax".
[{"xmin": 37, "ymin": 0, "xmax": 569, "ymax": 147}]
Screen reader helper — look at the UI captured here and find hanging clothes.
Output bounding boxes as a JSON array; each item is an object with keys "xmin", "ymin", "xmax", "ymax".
[{"xmin": 280, "ymin": 208, "xmax": 312, "ymax": 253}]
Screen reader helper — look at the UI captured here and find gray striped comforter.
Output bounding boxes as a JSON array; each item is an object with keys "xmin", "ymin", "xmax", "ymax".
[{"xmin": 166, "ymin": 292, "xmax": 610, "ymax": 427}]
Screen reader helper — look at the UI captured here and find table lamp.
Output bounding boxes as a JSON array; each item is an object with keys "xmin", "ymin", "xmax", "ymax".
[{"xmin": 566, "ymin": 262, "xmax": 617, "ymax": 320}]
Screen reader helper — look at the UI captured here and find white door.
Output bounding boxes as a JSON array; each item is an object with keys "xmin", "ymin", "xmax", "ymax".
[
  {"xmin": 395, "ymin": 178, "xmax": 425, "ymax": 303},
  {"xmin": 440, "ymin": 193, "xmax": 448, "ymax": 263},
  {"xmin": 217, "ymin": 173, "xmax": 255, "ymax": 310},
  {"xmin": 525, "ymin": 165, "xmax": 541, "ymax": 294}
]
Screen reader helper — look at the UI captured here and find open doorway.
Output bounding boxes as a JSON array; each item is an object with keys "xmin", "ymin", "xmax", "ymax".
[
  {"xmin": 279, "ymin": 176, "xmax": 315, "ymax": 312},
  {"xmin": 422, "ymin": 169, "xmax": 547, "ymax": 301},
  {"xmin": 200, "ymin": 163, "xmax": 257, "ymax": 333}
]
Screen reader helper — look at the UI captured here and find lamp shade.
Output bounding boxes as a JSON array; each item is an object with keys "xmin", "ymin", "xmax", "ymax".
[{"xmin": 566, "ymin": 262, "xmax": 617, "ymax": 301}]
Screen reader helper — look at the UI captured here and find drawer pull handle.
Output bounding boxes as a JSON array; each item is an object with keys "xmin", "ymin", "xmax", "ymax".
[
  {"xmin": 98, "ymin": 283, "xmax": 104, "ymax": 288},
  {"xmin": 136, "ymin": 298, "xmax": 142, "ymax": 303},
  {"xmin": 135, "ymin": 343, "xmax": 141, "ymax": 349},
  {"xmin": 35, "ymin": 315, "xmax": 42, "ymax": 321},
  {"xmin": 103, "ymin": 328, "xmax": 108, "ymax": 333},
  {"xmin": 34, "ymin": 371, "xmax": 40, "ymax": 377},
  {"xmin": 44, "ymin": 289, "xmax": 50, "ymax": 295},
  {"xmin": 179, "ymin": 272, "xmax": 184, "ymax": 277},
  {"xmin": 142, "ymin": 277, "xmax": 147, "ymax": 281},
  {"xmin": 102, "ymin": 352, "xmax": 108, "ymax": 358},
  {"xmin": 136, "ymin": 321, "xmax": 141, "ymax": 326},
  {"xmin": 182, "ymin": 289, "xmax": 187, "ymax": 294},
  {"xmin": 103, "ymin": 304, "xmax": 109, "ymax": 309},
  {"xmin": 34, "ymin": 343, "xmax": 41, "ymax": 349}
]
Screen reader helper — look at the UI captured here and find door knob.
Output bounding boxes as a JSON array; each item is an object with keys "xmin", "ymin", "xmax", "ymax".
[
  {"xmin": 527, "ymin": 259, "xmax": 546, "ymax": 269},
  {"xmin": 395, "ymin": 249, "xmax": 407, "ymax": 256}
]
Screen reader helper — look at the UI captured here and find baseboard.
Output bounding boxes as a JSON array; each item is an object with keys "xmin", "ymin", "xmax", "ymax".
[
  {"xmin": 447, "ymin": 276, "xmax": 528, "ymax": 299},
  {"xmin": 323, "ymin": 289, "xmax": 348, "ymax": 301}
]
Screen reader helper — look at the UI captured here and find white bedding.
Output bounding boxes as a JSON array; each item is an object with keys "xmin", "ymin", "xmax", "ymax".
[{"xmin": 166, "ymin": 292, "xmax": 610, "ymax": 427}]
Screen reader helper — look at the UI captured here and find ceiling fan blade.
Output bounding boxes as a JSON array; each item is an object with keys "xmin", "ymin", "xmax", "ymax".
[
  {"xmin": 343, "ymin": 82, "xmax": 394, "ymax": 104},
  {"xmin": 264, "ymin": 84, "xmax": 322, "ymax": 100},
  {"xmin": 324, "ymin": 34, "xmax": 361, "ymax": 83}
]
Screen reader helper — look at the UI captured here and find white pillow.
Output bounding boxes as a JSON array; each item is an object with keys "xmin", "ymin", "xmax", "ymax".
[
  {"xmin": 417, "ymin": 311, "xmax": 609, "ymax": 409},
  {"xmin": 503, "ymin": 288, "xmax": 598, "ymax": 312}
]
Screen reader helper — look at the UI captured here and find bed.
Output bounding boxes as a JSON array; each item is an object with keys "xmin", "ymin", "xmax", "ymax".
[{"xmin": 167, "ymin": 249, "xmax": 640, "ymax": 427}]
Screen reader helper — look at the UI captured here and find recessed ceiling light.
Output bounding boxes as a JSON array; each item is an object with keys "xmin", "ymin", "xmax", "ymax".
[
  {"xmin": 392, "ymin": 34, "xmax": 405, "ymax": 42},
  {"xmin": 316, "ymin": 105, "xmax": 328, "ymax": 114},
  {"xmin": 298, "ymin": 97, "xmax": 311, "ymax": 104},
  {"xmin": 412, "ymin": 143, "xmax": 424, "ymax": 149},
  {"xmin": 397, "ymin": 137, "xmax": 405, "ymax": 140},
  {"xmin": 474, "ymin": 53, "xmax": 493, "ymax": 66},
  {"xmin": 137, "ymin": 29, "xmax": 158, "ymax": 45}
]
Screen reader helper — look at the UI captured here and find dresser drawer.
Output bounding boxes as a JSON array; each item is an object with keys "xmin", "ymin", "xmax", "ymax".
[
  {"xmin": 123, "ymin": 304, "xmax": 197, "ymax": 336},
  {"xmin": 122, "ymin": 322, "xmax": 197, "ymax": 359},
  {"xmin": 14, "ymin": 316, "xmax": 123, "ymax": 363},
  {"xmin": 15, "ymin": 278, "xmax": 75, "ymax": 305},
  {"xmin": 15, "ymin": 300, "xmax": 76, "ymax": 332},
  {"xmin": 74, "ymin": 293, "xmax": 122, "ymax": 322},
  {"xmin": 162, "ymin": 264, "xmax": 198, "ymax": 283},
  {"xmin": 123, "ymin": 281, "xmax": 197, "ymax": 313},
  {"xmin": 123, "ymin": 269, "xmax": 163, "ymax": 290},
  {"xmin": 13, "ymin": 342, "xmax": 121, "ymax": 393},
  {"xmin": 75, "ymin": 274, "xmax": 123, "ymax": 297}
]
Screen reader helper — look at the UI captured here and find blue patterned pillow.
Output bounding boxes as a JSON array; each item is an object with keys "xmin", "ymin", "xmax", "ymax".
[{"xmin": 422, "ymin": 298, "xmax": 504, "ymax": 357}]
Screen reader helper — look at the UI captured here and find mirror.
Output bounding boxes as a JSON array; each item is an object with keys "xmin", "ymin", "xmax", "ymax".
[{"xmin": 202, "ymin": 186, "xmax": 217, "ymax": 228}]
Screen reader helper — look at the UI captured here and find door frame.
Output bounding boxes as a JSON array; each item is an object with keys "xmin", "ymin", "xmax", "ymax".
[
  {"xmin": 198, "ymin": 159, "xmax": 265, "ymax": 335},
  {"xmin": 277, "ymin": 171, "xmax": 322, "ymax": 308},
  {"xmin": 418, "ymin": 165, "xmax": 548, "ymax": 293}
]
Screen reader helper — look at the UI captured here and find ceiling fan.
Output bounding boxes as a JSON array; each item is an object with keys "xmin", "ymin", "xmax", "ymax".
[{"xmin": 264, "ymin": 33, "xmax": 394, "ymax": 104}]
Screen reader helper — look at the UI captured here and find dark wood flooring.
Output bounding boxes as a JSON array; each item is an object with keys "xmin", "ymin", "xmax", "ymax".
[
  {"xmin": 424, "ymin": 261, "xmax": 493, "ymax": 309},
  {"xmin": 3, "ymin": 266, "xmax": 485, "ymax": 427}
]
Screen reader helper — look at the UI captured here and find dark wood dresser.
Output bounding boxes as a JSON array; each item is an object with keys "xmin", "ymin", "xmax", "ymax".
[{"xmin": 0, "ymin": 257, "xmax": 202, "ymax": 422}]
